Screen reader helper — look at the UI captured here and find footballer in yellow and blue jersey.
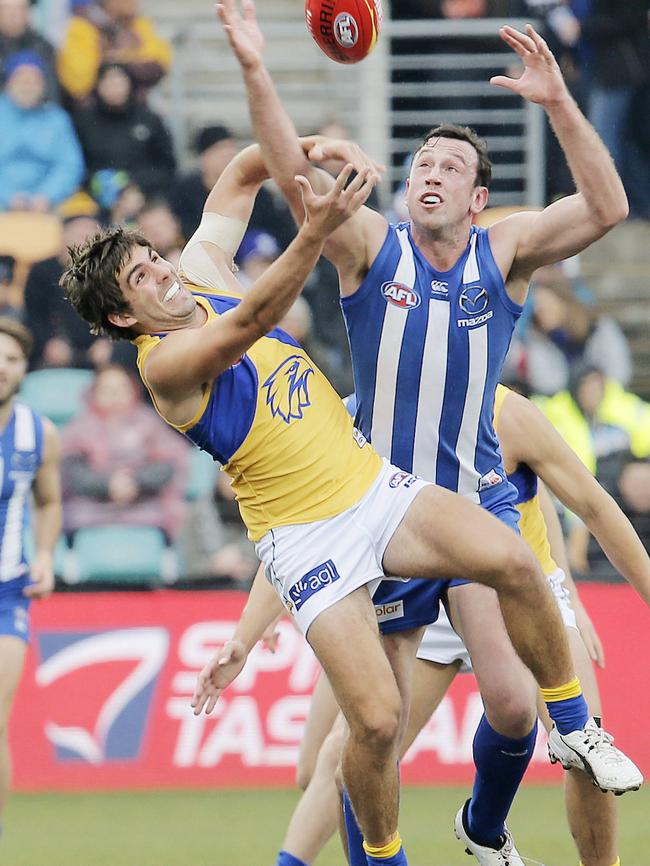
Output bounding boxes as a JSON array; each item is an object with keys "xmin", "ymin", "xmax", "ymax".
[{"xmin": 135, "ymin": 285, "xmax": 383, "ymax": 541}]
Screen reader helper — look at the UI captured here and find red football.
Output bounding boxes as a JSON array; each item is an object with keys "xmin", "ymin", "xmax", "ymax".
[{"xmin": 305, "ymin": 0, "xmax": 383, "ymax": 64}]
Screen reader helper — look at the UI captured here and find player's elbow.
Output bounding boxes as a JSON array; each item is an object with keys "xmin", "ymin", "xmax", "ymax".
[{"xmin": 594, "ymin": 193, "xmax": 629, "ymax": 230}]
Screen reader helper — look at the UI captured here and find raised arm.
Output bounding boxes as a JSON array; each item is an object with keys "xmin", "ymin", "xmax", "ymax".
[
  {"xmin": 499, "ymin": 390, "xmax": 650, "ymax": 607},
  {"xmin": 217, "ymin": 0, "xmax": 387, "ymax": 290},
  {"xmin": 145, "ymin": 166, "xmax": 376, "ymax": 415},
  {"xmin": 537, "ymin": 479, "xmax": 605, "ymax": 668},
  {"xmin": 488, "ymin": 25, "xmax": 628, "ymax": 302}
]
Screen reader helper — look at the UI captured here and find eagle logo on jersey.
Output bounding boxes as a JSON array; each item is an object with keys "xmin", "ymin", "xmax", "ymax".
[
  {"xmin": 459, "ymin": 285, "xmax": 489, "ymax": 315},
  {"xmin": 263, "ymin": 355, "xmax": 314, "ymax": 424}
]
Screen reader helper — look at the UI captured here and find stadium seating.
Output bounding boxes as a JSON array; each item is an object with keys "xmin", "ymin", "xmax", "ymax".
[
  {"xmin": 71, "ymin": 525, "xmax": 173, "ymax": 586},
  {"xmin": 0, "ymin": 212, "xmax": 62, "ymax": 306},
  {"xmin": 185, "ymin": 447, "xmax": 219, "ymax": 500},
  {"xmin": 19, "ymin": 367, "xmax": 93, "ymax": 427}
]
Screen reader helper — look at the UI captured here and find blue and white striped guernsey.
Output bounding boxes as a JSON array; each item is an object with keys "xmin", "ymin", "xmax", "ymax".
[
  {"xmin": 0, "ymin": 402, "xmax": 43, "ymax": 597},
  {"xmin": 341, "ymin": 222, "xmax": 522, "ymax": 506}
]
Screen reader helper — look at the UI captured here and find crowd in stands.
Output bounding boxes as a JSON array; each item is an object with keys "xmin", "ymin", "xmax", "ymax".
[{"xmin": 1, "ymin": 0, "xmax": 648, "ymax": 589}]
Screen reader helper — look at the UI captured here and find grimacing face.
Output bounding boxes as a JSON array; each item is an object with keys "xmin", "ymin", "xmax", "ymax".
[
  {"xmin": 110, "ymin": 245, "xmax": 197, "ymax": 334},
  {"xmin": 0, "ymin": 332, "xmax": 27, "ymax": 405},
  {"xmin": 405, "ymin": 137, "xmax": 487, "ymax": 232}
]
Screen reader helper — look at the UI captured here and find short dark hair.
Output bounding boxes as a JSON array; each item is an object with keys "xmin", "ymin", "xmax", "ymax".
[
  {"xmin": 60, "ymin": 226, "xmax": 149, "ymax": 341},
  {"xmin": 0, "ymin": 317, "xmax": 32, "ymax": 359},
  {"xmin": 413, "ymin": 123, "xmax": 492, "ymax": 188}
]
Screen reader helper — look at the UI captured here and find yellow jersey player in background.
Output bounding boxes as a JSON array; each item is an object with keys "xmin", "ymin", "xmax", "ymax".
[{"xmin": 62, "ymin": 130, "xmax": 642, "ymax": 866}]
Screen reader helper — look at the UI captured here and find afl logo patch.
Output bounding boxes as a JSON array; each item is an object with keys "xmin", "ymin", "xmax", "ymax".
[
  {"xmin": 459, "ymin": 285, "xmax": 489, "ymax": 315},
  {"xmin": 381, "ymin": 281, "xmax": 421, "ymax": 309},
  {"xmin": 334, "ymin": 13, "xmax": 359, "ymax": 47}
]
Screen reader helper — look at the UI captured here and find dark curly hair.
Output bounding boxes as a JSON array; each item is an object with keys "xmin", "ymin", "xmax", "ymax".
[{"xmin": 60, "ymin": 226, "xmax": 149, "ymax": 341}]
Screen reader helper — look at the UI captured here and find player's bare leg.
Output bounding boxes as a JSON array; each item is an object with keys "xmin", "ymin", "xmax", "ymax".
[
  {"xmin": 282, "ymin": 713, "xmax": 346, "ymax": 863},
  {"xmin": 383, "ymin": 485, "xmax": 574, "ymax": 689},
  {"xmin": 307, "ymin": 587, "xmax": 404, "ymax": 851},
  {"xmin": 401, "ymin": 659, "xmax": 463, "ymax": 753},
  {"xmin": 0, "ymin": 636, "xmax": 27, "ymax": 825},
  {"xmin": 384, "ymin": 484, "xmax": 642, "ymax": 798},
  {"xmin": 538, "ymin": 628, "xmax": 618, "ymax": 866},
  {"xmin": 295, "ymin": 670, "xmax": 340, "ymax": 791}
]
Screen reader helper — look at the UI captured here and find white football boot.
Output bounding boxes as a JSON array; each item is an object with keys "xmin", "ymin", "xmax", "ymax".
[
  {"xmin": 454, "ymin": 801, "xmax": 525, "ymax": 866},
  {"xmin": 548, "ymin": 717, "xmax": 643, "ymax": 794}
]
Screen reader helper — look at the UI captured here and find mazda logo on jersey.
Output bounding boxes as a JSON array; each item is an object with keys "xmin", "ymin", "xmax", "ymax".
[
  {"xmin": 459, "ymin": 285, "xmax": 489, "ymax": 315},
  {"xmin": 381, "ymin": 281, "xmax": 421, "ymax": 309}
]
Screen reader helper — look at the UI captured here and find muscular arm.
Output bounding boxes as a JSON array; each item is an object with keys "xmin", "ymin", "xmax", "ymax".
[
  {"xmin": 218, "ymin": 0, "xmax": 386, "ymax": 292},
  {"xmin": 499, "ymin": 390, "xmax": 650, "ymax": 607},
  {"xmin": 146, "ymin": 167, "xmax": 375, "ymax": 414},
  {"xmin": 487, "ymin": 26, "xmax": 628, "ymax": 303}
]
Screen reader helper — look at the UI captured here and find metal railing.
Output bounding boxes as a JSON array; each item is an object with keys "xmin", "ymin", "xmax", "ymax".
[{"xmin": 153, "ymin": 15, "xmax": 545, "ymax": 209}]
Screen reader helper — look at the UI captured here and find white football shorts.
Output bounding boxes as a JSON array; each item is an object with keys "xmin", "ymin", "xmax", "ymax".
[{"xmin": 254, "ymin": 459, "xmax": 431, "ymax": 634}]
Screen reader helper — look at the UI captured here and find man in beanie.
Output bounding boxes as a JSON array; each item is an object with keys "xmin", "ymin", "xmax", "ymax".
[
  {"xmin": 0, "ymin": 0, "xmax": 57, "ymax": 100},
  {"xmin": 0, "ymin": 50, "xmax": 84, "ymax": 211}
]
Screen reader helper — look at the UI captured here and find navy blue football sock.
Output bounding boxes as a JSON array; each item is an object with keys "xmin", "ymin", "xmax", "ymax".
[
  {"xmin": 343, "ymin": 786, "xmax": 367, "ymax": 866},
  {"xmin": 467, "ymin": 714, "xmax": 537, "ymax": 848},
  {"xmin": 276, "ymin": 851, "xmax": 308, "ymax": 866}
]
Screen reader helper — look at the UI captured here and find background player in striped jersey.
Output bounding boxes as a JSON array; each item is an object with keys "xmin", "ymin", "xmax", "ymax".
[
  {"xmin": 63, "ymin": 111, "xmax": 639, "ymax": 866},
  {"xmin": 220, "ymin": 2, "xmax": 640, "ymax": 863},
  {"xmin": 264, "ymin": 385, "xmax": 650, "ymax": 866},
  {"xmin": 0, "ymin": 319, "xmax": 61, "ymax": 837}
]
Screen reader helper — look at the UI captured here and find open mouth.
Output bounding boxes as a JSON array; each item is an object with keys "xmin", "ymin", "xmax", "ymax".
[
  {"xmin": 420, "ymin": 194, "xmax": 442, "ymax": 206},
  {"xmin": 163, "ymin": 281, "xmax": 181, "ymax": 303}
]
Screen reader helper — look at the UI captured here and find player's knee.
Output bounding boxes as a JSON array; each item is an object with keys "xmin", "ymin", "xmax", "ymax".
[
  {"xmin": 484, "ymin": 695, "xmax": 537, "ymax": 738},
  {"xmin": 497, "ymin": 537, "xmax": 540, "ymax": 593},
  {"xmin": 295, "ymin": 758, "xmax": 315, "ymax": 791},
  {"xmin": 350, "ymin": 697, "xmax": 402, "ymax": 753}
]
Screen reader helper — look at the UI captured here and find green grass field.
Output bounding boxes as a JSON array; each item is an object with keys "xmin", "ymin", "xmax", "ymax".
[{"xmin": 3, "ymin": 785, "xmax": 650, "ymax": 866}]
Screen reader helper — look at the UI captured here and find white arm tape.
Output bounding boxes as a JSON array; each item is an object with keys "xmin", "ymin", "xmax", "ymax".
[{"xmin": 178, "ymin": 212, "xmax": 247, "ymax": 290}]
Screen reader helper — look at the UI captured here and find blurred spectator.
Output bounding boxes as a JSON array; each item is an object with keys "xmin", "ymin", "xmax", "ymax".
[
  {"xmin": 0, "ymin": 256, "xmax": 22, "ymax": 318},
  {"xmin": 0, "ymin": 51, "xmax": 84, "ymax": 211},
  {"xmin": 170, "ymin": 124, "xmax": 295, "ymax": 247},
  {"xmin": 236, "ymin": 228, "xmax": 281, "ymax": 288},
  {"xmin": 616, "ymin": 458, "xmax": 650, "ymax": 556},
  {"xmin": 534, "ymin": 364, "xmax": 650, "ymax": 574},
  {"xmin": 0, "ymin": 0, "xmax": 58, "ymax": 99},
  {"xmin": 90, "ymin": 168, "xmax": 144, "ymax": 227},
  {"xmin": 57, "ymin": 0, "xmax": 172, "ymax": 105},
  {"xmin": 179, "ymin": 470, "xmax": 257, "ymax": 587},
  {"xmin": 520, "ymin": 265, "xmax": 632, "ymax": 396},
  {"xmin": 581, "ymin": 0, "xmax": 650, "ymax": 219},
  {"xmin": 61, "ymin": 364, "xmax": 189, "ymax": 539},
  {"xmin": 74, "ymin": 62, "xmax": 176, "ymax": 197},
  {"xmin": 135, "ymin": 198, "xmax": 183, "ymax": 269}
]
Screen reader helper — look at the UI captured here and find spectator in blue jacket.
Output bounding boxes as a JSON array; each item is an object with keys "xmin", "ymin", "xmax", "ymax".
[{"xmin": 0, "ymin": 50, "xmax": 84, "ymax": 211}]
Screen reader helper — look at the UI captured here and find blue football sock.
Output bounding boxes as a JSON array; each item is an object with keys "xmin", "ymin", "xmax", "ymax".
[
  {"xmin": 276, "ymin": 851, "xmax": 308, "ymax": 866},
  {"xmin": 467, "ymin": 714, "xmax": 537, "ymax": 848},
  {"xmin": 546, "ymin": 694, "xmax": 589, "ymax": 735},
  {"xmin": 343, "ymin": 786, "xmax": 367, "ymax": 866}
]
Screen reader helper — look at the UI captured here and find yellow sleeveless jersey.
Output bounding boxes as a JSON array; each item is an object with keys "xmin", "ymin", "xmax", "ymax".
[
  {"xmin": 135, "ymin": 287, "xmax": 382, "ymax": 541},
  {"xmin": 494, "ymin": 385, "xmax": 557, "ymax": 575}
]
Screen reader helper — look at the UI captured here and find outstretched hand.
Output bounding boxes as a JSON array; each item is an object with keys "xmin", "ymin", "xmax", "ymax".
[
  {"xmin": 217, "ymin": 0, "xmax": 264, "ymax": 71},
  {"xmin": 191, "ymin": 638, "xmax": 248, "ymax": 715},
  {"xmin": 491, "ymin": 24, "xmax": 569, "ymax": 107},
  {"xmin": 296, "ymin": 163, "xmax": 376, "ymax": 237},
  {"xmin": 307, "ymin": 138, "xmax": 384, "ymax": 187}
]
